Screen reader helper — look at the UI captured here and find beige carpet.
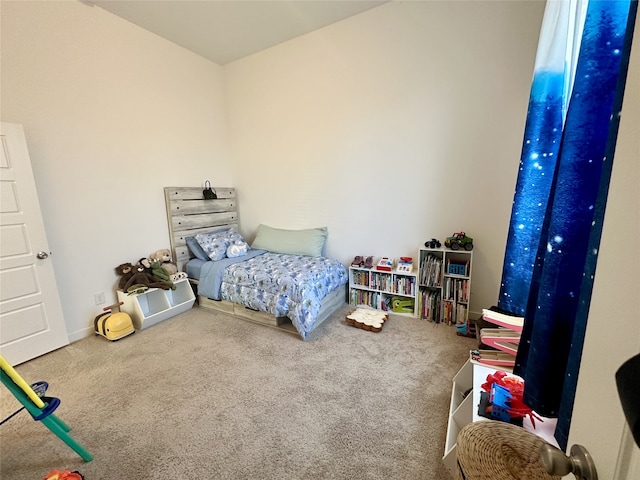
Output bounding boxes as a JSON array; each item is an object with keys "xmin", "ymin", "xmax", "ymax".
[{"xmin": 0, "ymin": 304, "xmax": 476, "ymax": 479}]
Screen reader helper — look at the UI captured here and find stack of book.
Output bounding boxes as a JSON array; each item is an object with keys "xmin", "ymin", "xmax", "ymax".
[
  {"xmin": 419, "ymin": 254, "xmax": 442, "ymax": 286},
  {"xmin": 470, "ymin": 308, "xmax": 524, "ymax": 370}
]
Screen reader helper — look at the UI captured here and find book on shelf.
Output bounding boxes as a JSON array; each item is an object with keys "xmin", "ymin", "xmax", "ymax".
[
  {"xmin": 420, "ymin": 289, "xmax": 441, "ymax": 323},
  {"xmin": 444, "ymin": 277, "xmax": 469, "ymax": 302},
  {"xmin": 420, "ymin": 254, "xmax": 442, "ymax": 287}
]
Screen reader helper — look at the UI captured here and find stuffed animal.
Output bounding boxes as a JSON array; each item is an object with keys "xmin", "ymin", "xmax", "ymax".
[
  {"xmin": 149, "ymin": 259, "xmax": 174, "ymax": 287},
  {"xmin": 171, "ymin": 271, "xmax": 188, "ymax": 282},
  {"xmin": 137, "ymin": 257, "xmax": 152, "ymax": 274},
  {"xmin": 116, "ymin": 263, "xmax": 173, "ymax": 292},
  {"xmin": 149, "ymin": 249, "xmax": 178, "ymax": 275},
  {"xmin": 115, "ymin": 263, "xmax": 135, "ymax": 290}
]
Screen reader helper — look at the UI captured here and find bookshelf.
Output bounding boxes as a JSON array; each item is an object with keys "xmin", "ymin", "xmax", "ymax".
[
  {"xmin": 348, "ymin": 261, "xmax": 418, "ymax": 317},
  {"xmin": 418, "ymin": 247, "xmax": 472, "ymax": 326}
]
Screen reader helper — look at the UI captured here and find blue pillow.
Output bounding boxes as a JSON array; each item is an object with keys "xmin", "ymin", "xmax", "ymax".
[
  {"xmin": 185, "ymin": 236, "xmax": 209, "ymax": 261},
  {"xmin": 195, "ymin": 228, "xmax": 249, "ymax": 261}
]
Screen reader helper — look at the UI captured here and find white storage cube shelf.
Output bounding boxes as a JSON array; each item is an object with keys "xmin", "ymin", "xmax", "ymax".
[
  {"xmin": 442, "ymin": 360, "xmax": 474, "ymax": 477},
  {"xmin": 442, "ymin": 360, "xmax": 559, "ymax": 477},
  {"xmin": 117, "ymin": 278, "xmax": 196, "ymax": 330}
]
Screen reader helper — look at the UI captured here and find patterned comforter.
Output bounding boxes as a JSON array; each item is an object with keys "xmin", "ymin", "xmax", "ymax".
[{"xmin": 196, "ymin": 252, "xmax": 347, "ymax": 339}]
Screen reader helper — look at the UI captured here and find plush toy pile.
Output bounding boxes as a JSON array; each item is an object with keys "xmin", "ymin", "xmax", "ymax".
[
  {"xmin": 148, "ymin": 249, "xmax": 187, "ymax": 281},
  {"xmin": 115, "ymin": 248, "xmax": 187, "ymax": 294}
]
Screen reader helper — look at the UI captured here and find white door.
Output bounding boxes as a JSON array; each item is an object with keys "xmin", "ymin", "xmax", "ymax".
[
  {"xmin": 565, "ymin": 12, "xmax": 639, "ymax": 480},
  {"xmin": 0, "ymin": 122, "xmax": 69, "ymax": 366}
]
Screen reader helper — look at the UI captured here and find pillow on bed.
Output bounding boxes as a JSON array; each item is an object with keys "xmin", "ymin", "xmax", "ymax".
[
  {"xmin": 226, "ymin": 240, "xmax": 249, "ymax": 258},
  {"xmin": 185, "ymin": 236, "xmax": 210, "ymax": 261},
  {"xmin": 195, "ymin": 228, "xmax": 248, "ymax": 261},
  {"xmin": 251, "ymin": 224, "xmax": 328, "ymax": 257}
]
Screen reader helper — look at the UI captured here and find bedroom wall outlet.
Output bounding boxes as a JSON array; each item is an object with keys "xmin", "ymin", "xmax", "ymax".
[{"xmin": 94, "ymin": 292, "xmax": 105, "ymax": 305}]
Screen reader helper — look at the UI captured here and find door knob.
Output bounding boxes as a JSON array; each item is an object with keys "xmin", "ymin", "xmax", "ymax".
[
  {"xmin": 540, "ymin": 443, "xmax": 598, "ymax": 480},
  {"xmin": 36, "ymin": 251, "xmax": 49, "ymax": 259}
]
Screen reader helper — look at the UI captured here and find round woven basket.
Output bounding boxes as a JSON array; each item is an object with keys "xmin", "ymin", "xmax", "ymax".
[{"xmin": 456, "ymin": 421, "xmax": 561, "ymax": 480}]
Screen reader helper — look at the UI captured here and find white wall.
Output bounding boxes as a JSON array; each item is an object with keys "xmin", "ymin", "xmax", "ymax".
[
  {"xmin": 224, "ymin": 0, "xmax": 546, "ymax": 316},
  {"xmin": 1, "ymin": 0, "xmax": 546, "ymax": 340},
  {"xmin": 1, "ymin": 1, "xmax": 232, "ymax": 340}
]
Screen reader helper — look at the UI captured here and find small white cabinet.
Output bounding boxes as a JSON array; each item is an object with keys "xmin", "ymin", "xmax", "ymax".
[
  {"xmin": 442, "ymin": 359, "xmax": 559, "ymax": 477},
  {"xmin": 117, "ymin": 278, "xmax": 196, "ymax": 330},
  {"xmin": 442, "ymin": 360, "xmax": 474, "ymax": 476}
]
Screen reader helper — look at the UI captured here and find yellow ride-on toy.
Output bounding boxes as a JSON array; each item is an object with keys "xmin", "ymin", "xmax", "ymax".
[{"xmin": 94, "ymin": 302, "xmax": 135, "ymax": 341}]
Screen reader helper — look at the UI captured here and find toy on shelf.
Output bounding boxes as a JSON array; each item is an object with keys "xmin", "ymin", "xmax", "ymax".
[
  {"xmin": 392, "ymin": 297, "xmax": 414, "ymax": 313},
  {"xmin": 445, "ymin": 232, "xmax": 474, "ymax": 251},
  {"xmin": 397, "ymin": 257, "xmax": 413, "ymax": 273},
  {"xmin": 351, "ymin": 256, "xmax": 375, "ymax": 269},
  {"xmin": 424, "ymin": 238, "xmax": 441, "ymax": 248},
  {"xmin": 478, "ymin": 369, "xmax": 542, "ymax": 428},
  {"xmin": 375, "ymin": 257, "xmax": 393, "ymax": 271},
  {"xmin": 447, "ymin": 259, "xmax": 469, "ymax": 276}
]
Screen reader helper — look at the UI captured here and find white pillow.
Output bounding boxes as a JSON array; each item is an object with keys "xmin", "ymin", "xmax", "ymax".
[{"xmin": 226, "ymin": 240, "xmax": 249, "ymax": 258}]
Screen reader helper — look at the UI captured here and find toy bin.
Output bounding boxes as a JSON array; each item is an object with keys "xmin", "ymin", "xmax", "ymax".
[
  {"xmin": 448, "ymin": 262, "xmax": 468, "ymax": 276},
  {"xmin": 167, "ymin": 280, "xmax": 196, "ymax": 307},
  {"xmin": 117, "ymin": 279, "xmax": 195, "ymax": 330}
]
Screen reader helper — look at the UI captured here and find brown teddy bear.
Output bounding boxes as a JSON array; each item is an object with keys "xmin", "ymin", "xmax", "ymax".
[
  {"xmin": 115, "ymin": 263, "xmax": 173, "ymax": 292},
  {"xmin": 115, "ymin": 263, "xmax": 135, "ymax": 290}
]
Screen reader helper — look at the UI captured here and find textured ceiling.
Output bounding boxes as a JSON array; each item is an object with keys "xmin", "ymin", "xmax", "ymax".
[{"xmin": 89, "ymin": 1, "xmax": 388, "ymax": 65}]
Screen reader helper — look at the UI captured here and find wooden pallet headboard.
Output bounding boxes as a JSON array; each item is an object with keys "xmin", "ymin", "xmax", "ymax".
[{"xmin": 164, "ymin": 187, "xmax": 238, "ymax": 271}]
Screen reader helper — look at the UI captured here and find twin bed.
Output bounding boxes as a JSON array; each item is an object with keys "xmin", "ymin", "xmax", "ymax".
[{"xmin": 164, "ymin": 187, "xmax": 348, "ymax": 339}]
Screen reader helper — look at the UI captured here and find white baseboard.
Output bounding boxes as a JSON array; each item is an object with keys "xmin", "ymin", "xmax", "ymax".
[{"xmin": 67, "ymin": 326, "xmax": 94, "ymax": 343}]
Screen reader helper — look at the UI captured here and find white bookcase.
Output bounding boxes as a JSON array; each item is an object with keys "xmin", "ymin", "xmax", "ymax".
[
  {"xmin": 116, "ymin": 278, "xmax": 196, "ymax": 330},
  {"xmin": 418, "ymin": 247, "xmax": 472, "ymax": 325},
  {"xmin": 348, "ymin": 263, "xmax": 418, "ymax": 317}
]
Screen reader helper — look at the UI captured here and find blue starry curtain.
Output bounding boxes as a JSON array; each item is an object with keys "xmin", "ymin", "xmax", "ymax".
[{"xmin": 498, "ymin": 0, "xmax": 637, "ymax": 449}]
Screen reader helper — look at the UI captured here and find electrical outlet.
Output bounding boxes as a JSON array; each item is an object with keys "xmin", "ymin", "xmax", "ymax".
[{"xmin": 94, "ymin": 292, "xmax": 105, "ymax": 305}]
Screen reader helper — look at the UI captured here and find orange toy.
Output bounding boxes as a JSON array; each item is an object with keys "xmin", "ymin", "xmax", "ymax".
[{"xmin": 44, "ymin": 470, "xmax": 84, "ymax": 480}]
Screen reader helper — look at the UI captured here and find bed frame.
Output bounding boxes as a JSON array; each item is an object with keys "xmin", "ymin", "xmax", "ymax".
[{"xmin": 164, "ymin": 186, "xmax": 345, "ymax": 337}]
